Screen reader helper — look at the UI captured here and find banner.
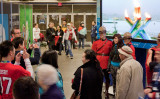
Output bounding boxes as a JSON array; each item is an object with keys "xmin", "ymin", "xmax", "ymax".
[{"xmin": 0, "ymin": 14, "xmax": 8, "ymax": 43}]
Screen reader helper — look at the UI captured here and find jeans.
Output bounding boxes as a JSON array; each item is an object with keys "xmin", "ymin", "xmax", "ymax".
[
  {"xmin": 64, "ymin": 40, "xmax": 67, "ymax": 52},
  {"xmin": 71, "ymin": 39, "xmax": 76, "ymax": 49},
  {"xmin": 66, "ymin": 40, "xmax": 73, "ymax": 57},
  {"xmin": 79, "ymin": 38, "xmax": 84, "ymax": 49},
  {"xmin": 91, "ymin": 37, "xmax": 96, "ymax": 44},
  {"xmin": 59, "ymin": 43, "xmax": 63, "ymax": 53}
]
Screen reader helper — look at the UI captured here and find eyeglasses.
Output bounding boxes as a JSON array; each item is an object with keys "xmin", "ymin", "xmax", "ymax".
[
  {"xmin": 14, "ymin": 32, "xmax": 22, "ymax": 34},
  {"xmin": 99, "ymin": 31, "xmax": 104, "ymax": 34}
]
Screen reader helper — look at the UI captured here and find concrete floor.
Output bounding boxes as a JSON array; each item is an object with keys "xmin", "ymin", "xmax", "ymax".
[{"xmin": 35, "ymin": 45, "xmax": 114, "ymax": 99}]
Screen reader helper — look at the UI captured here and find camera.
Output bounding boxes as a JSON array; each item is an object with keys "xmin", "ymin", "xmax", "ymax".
[{"xmin": 20, "ymin": 50, "xmax": 23, "ymax": 54}]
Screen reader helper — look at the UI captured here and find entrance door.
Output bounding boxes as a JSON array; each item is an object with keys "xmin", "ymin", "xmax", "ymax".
[
  {"xmin": 86, "ymin": 15, "xmax": 96, "ymax": 41},
  {"xmin": 36, "ymin": 14, "xmax": 47, "ymax": 35},
  {"xmin": 49, "ymin": 15, "xmax": 59, "ymax": 29}
]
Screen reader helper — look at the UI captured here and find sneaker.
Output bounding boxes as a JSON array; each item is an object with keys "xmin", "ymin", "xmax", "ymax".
[
  {"xmin": 70, "ymin": 56, "xmax": 73, "ymax": 59},
  {"xmin": 66, "ymin": 54, "xmax": 69, "ymax": 57}
]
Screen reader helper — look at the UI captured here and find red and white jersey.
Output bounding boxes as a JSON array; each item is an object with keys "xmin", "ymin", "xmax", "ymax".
[{"xmin": 0, "ymin": 63, "xmax": 30, "ymax": 99}]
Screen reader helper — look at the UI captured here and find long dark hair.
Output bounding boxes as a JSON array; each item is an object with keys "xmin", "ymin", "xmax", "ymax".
[
  {"xmin": 112, "ymin": 34, "xmax": 124, "ymax": 48},
  {"xmin": 84, "ymin": 49, "xmax": 103, "ymax": 79},
  {"xmin": 41, "ymin": 50, "xmax": 58, "ymax": 68}
]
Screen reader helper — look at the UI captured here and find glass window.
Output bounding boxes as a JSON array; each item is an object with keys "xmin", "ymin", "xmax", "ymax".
[
  {"xmin": 37, "ymin": 15, "xmax": 47, "ymax": 31},
  {"xmin": 74, "ymin": 15, "xmax": 84, "ymax": 29},
  {"xmin": 73, "ymin": 5, "xmax": 96, "ymax": 13},
  {"xmin": 61, "ymin": 15, "xmax": 71, "ymax": 25},
  {"xmin": 49, "ymin": 15, "xmax": 59, "ymax": 27},
  {"xmin": 33, "ymin": 5, "xmax": 47, "ymax": 13}
]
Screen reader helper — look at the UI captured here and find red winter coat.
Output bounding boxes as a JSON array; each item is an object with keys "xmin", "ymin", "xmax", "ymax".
[
  {"xmin": 92, "ymin": 39, "xmax": 112, "ymax": 69},
  {"xmin": 145, "ymin": 46, "xmax": 158, "ymax": 85},
  {"xmin": 127, "ymin": 42, "xmax": 136, "ymax": 60}
]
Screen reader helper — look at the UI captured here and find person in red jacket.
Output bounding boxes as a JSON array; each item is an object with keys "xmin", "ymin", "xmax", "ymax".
[
  {"xmin": 145, "ymin": 33, "xmax": 160, "ymax": 85},
  {"xmin": 92, "ymin": 26, "xmax": 112, "ymax": 99},
  {"xmin": 123, "ymin": 32, "xmax": 136, "ymax": 60},
  {"xmin": 0, "ymin": 41, "xmax": 33, "ymax": 99}
]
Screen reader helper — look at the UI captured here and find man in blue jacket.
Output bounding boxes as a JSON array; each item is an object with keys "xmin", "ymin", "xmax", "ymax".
[{"xmin": 91, "ymin": 21, "xmax": 97, "ymax": 44}]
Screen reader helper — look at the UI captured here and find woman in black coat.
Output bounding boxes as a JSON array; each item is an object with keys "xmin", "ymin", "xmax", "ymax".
[
  {"xmin": 72, "ymin": 49, "xmax": 103, "ymax": 99},
  {"xmin": 55, "ymin": 25, "xmax": 64, "ymax": 55}
]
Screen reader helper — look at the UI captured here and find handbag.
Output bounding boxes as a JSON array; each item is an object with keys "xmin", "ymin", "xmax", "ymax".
[{"xmin": 70, "ymin": 68, "xmax": 83, "ymax": 99}]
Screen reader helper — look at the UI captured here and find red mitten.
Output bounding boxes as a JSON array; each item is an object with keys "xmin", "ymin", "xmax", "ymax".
[
  {"xmin": 75, "ymin": 40, "xmax": 78, "ymax": 44},
  {"xmin": 34, "ymin": 39, "xmax": 37, "ymax": 42}
]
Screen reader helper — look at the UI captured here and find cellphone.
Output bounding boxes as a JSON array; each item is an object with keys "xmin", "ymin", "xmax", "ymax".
[{"xmin": 20, "ymin": 50, "xmax": 23, "ymax": 54}]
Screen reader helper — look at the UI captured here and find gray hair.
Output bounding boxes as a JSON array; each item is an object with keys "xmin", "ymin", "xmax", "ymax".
[{"xmin": 37, "ymin": 64, "xmax": 58, "ymax": 85}]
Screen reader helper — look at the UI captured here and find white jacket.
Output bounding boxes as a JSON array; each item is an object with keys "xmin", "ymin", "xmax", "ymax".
[
  {"xmin": 63, "ymin": 28, "xmax": 77, "ymax": 42},
  {"xmin": 33, "ymin": 28, "xmax": 40, "ymax": 40}
]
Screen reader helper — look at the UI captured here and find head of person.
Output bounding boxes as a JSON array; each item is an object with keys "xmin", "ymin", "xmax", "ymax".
[
  {"xmin": 123, "ymin": 32, "xmax": 132, "ymax": 45},
  {"xmin": 57, "ymin": 25, "xmax": 62, "ymax": 31},
  {"xmin": 33, "ymin": 23, "xmax": 38, "ymax": 28},
  {"xmin": 154, "ymin": 49, "xmax": 160, "ymax": 63},
  {"xmin": 82, "ymin": 49, "xmax": 97, "ymax": 64},
  {"xmin": 118, "ymin": 46, "xmax": 133, "ymax": 61},
  {"xmin": 92, "ymin": 21, "xmax": 96, "ymax": 26},
  {"xmin": 12, "ymin": 37, "xmax": 25, "ymax": 50},
  {"xmin": 11, "ymin": 27, "xmax": 21, "ymax": 39},
  {"xmin": 70, "ymin": 22, "xmax": 74, "ymax": 27},
  {"xmin": 80, "ymin": 22, "xmax": 84, "ymax": 28},
  {"xmin": 99, "ymin": 26, "xmax": 106, "ymax": 40},
  {"xmin": 62, "ymin": 20, "xmax": 67, "ymax": 26},
  {"xmin": 41, "ymin": 50, "xmax": 58, "ymax": 69},
  {"xmin": 0, "ymin": 40, "xmax": 15, "ymax": 61},
  {"xmin": 113, "ymin": 34, "xmax": 124, "ymax": 48},
  {"xmin": 13, "ymin": 76, "xmax": 39, "ymax": 99},
  {"xmin": 48, "ymin": 22, "xmax": 54, "ymax": 28},
  {"xmin": 67, "ymin": 23, "xmax": 71, "ymax": 29},
  {"xmin": 156, "ymin": 33, "xmax": 160, "ymax": 45},
  {"xmin": 37, "ymin": 64, "xmax": 58, "ymax": 91}
]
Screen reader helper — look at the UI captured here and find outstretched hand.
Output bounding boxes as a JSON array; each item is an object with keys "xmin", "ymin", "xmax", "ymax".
[{"xmin": 23, "ymin": 49, "xmax": 30, "ymax": 59}]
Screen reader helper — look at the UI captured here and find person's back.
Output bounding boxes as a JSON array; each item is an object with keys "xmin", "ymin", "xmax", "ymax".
[
  {"xmin": 0, "ymin": 40, "xmax": 32, "ymax": 99},
  {"xmin": 72, "ymin": 61, "xmax": 103, "ymax": 99},
  {"xmin": 0, "ymin": 63, "xmax": 30, "ymax": 99},
  {"xmin": 82, "ymin": 64, "xmax": 102, "ymax": 99},
  {"xmin": 116, "ymin": 58, "xmax": 143, "ymax": 99}
]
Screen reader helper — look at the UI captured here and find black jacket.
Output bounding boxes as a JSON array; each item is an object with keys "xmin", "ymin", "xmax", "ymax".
[
  {"xmin": 12, "ymin": 48, "xmax": 40, "ymax": 69},
  {"xmin": 46, "ymin": 28, "xmax": 56, "ymax": 42},
  {"xmin": 72, "ymin": 61, "xmax": 103, "ymax": 99},
  {"xmin": 55, "ymin": 30, "xmax": 64, "ymax": 43}
]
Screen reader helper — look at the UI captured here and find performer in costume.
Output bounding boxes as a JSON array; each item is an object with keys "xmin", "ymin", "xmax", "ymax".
[
  {"xmin": 92, "ymin": 26, "xmax": 112, "ymax": 99},
  {"xmin": 123, "ymin": 32, "xmax": 136, "ymax": 60}
]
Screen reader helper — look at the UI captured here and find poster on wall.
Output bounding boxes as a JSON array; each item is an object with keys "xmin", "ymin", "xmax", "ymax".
[{"xmin": 0, "ymin": 14, "xmax": 8, "ymax": 43}]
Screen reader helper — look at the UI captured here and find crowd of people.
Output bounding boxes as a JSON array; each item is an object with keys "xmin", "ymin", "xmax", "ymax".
[{"xmin": 0, "ymin": 20, "xmax": 159, "ymax": 99}]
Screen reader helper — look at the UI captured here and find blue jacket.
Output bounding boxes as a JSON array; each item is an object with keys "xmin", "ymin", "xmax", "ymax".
[{"xmin": 91, "ymin": 25, "xmax": 97, "ymax": 37}]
